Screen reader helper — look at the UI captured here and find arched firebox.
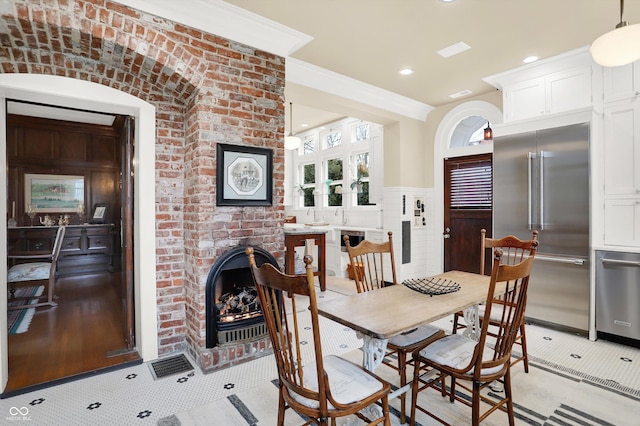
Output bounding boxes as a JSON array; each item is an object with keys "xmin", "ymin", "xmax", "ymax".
[{"xmin": 205, "ymin": 246, "xmax": 279, "ymax": 348}]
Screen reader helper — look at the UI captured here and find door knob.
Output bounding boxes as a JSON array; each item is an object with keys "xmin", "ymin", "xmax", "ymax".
[{"xmin": 443, "ymin": 227, "xmax": 450, "ymax": 239}]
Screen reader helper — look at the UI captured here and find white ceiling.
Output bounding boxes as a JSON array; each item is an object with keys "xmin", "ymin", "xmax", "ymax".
[{"xmin": 223, "ymin": 0, "xmax": 640, "ymax": 131}]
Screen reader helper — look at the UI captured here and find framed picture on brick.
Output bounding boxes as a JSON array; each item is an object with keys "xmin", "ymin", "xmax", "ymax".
[{"xmin": 216, "ymin": 144, "xmax": 273, "ymax": 206}]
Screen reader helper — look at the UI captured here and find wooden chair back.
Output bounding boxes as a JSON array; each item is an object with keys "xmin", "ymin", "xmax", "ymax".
[
  {"xmin": 344, "ymin": 231, "xmax": 397, "ymax": 293},
  {"xmin": 480, "ymin": 228, "xmax": 538, "ymax": 275},
  {"xmin": 473, "ymin": 248, "xmax": 536, "ymax": 380}
]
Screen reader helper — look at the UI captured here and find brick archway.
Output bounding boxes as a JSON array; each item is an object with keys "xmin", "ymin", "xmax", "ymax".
[{"xmin": 1, "ymin": 0, "xmax": 286, "ymax": 372}]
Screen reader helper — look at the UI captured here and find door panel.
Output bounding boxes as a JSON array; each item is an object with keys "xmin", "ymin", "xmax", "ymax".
[
  {"xmin": 119, "ymin": 116, "xmax": 135, "ymax": 350},
  {"xmin": 444, "ymin": 154, "xmax": 492, "ymax": 273}
]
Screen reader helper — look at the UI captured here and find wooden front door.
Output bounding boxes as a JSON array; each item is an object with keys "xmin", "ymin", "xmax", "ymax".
[
  {"xmin": 119, "ymin": 116, "xmax": 135, "ymax": 350},
  {"xmin": 443, "ymin": 154, "xmax": 493, "ymax": 274}
]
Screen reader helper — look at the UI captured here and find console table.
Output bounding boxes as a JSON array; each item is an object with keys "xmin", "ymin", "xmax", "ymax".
[
  {"xmin": 8, "ymin": 224, "xmax": 115, "ymax": 276},
  {"xmin": 284, "ymin": 228, "xmax": 327, "ymax": 292}
]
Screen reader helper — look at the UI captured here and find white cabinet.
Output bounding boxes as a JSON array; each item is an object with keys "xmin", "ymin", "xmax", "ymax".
[
  {"xmin": 604, "ymin": 199, "xmax": 640, "ymax": 246},
  {"xmin": 504, "ymin": 67, "xmax": 592, "ymax": 122},
  {"xmin": 603, "ymin": 60, "xmax": 640, "ymax": 103},
  {"xmin": 603, "ymin": 98, "xmax": 640, "ymax": 196},
  {"xmin": 602, "ymin": 97, "xmax": 640, "ymax": 247}
]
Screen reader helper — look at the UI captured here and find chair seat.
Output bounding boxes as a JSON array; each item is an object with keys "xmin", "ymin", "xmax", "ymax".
[
  {"xmin": 417, "ymin": 333, "xmax": 503, "ymax": 376},
  {"xmin": 291, "ymin": 355, "xmax": 385, "ymax": 409},
  {"xmin": 8, "ymin": 262, "xmax": 51, "ymax": 282},
  {"xmin": 388, "ymin": 324, "xmax": 442, "ymax": 348}
]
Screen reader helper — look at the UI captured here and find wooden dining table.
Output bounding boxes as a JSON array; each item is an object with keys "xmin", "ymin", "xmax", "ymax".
[
  {"xmin": 317, "ymin": 270, "xmax": 492, "ymax": 421},
  {"xmin": 317, "ymin": 269, "xmax": 491, "ymax": 415}
]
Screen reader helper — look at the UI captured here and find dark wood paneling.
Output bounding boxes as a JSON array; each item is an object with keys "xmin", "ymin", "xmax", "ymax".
[
  {"xmin": 59, "ymin": 131, "xmax": 89, "ymax": 161},
  {"xmin": 7, "ymin": 114, "xmax": 122, "ymax": 227}
]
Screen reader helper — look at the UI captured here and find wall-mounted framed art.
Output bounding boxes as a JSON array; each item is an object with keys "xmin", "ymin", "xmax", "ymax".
[
  {"xmin": 216, "ymin": 144, "xmax": 273, "ymax": 206},
  {"xmin": 25, "ymin": 173, "xmax": 84, "ymax": 213}
]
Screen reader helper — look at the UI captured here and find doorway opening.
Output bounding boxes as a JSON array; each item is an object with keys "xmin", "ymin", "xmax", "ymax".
[{"xmin": 3, "ymin": 101, "xmax": 138, "ymax": 396}]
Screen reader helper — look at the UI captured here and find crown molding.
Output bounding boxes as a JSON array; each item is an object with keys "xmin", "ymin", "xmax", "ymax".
[
  {"xmin": 286, "ymin": 58, "xmax": 433, "ymax": 122},
  {"xmin": 112, "ymin": 0, "xmax": 312, "ymax": 57}
]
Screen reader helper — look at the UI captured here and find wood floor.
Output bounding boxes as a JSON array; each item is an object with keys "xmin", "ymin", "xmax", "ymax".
[{"xmin": 5, "ymin": 272, "xmax": 140, "ymax": 394}]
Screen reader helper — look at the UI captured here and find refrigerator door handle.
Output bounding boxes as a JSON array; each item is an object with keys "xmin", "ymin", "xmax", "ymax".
[
  {"xmin": 536, "ymin": 254, "xmax": 586, "ymax": 265},
  {"xmin": 539, "ymin": 150, "xmax": 545, "ymax": 230},
  {"xmin": 527, "ymin": 151, "xmax": 534, "ymax": 230},
  {"xmin": 600, "ymin": 258, "xmax": 640, "ymax": 267}
]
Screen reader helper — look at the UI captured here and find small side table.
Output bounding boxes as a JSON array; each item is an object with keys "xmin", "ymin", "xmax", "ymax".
[{"xmin": 284, "ymin": 229, "xmax": 327, "ymax": 292}]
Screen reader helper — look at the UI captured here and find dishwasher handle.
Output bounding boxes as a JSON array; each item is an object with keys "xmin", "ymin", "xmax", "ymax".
[{"xmin": 600, "ymin": 257, "xmax": 640, "ymax": 267}]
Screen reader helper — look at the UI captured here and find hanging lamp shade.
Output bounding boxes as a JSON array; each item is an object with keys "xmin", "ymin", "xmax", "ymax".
[
  {"xmin": 590, "ymin": 0, "xmax": 640, "ymax": 67},
  {"xmin": 483, "ymin": 122, "xmax": 493, "ymax": 141},
  {"xmin": 285, "ymin": 102, "xmax": 301, "ymax": 150}
]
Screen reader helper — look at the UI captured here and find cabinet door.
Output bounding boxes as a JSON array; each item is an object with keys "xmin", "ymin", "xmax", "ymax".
[
  {"xmin": 546, "ymin": 67, "xmax": 591, "ymax": 114},
  {"xmin": 603, "ymin": 99, "xmax": 640, "ymax": 196},
  {"xmin": 604, "ymin": 199, "xmax": 640, "ymax": 246},
  {"xmin": 505, "ymin": 78, "xmax": 545, "ymax": 121},
  {"xmin": 603, "ymin": 61, "xmax": 640, "ymax": 103}
]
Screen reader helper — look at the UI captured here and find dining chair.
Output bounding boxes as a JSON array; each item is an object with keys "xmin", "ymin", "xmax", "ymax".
[
  {"xmin": 451, "ymin": 228, "xmax": 538, "ymax": 372},
  {"xmin": 344, "ymin": 231, "xmax": 444, "ymax": 424},
  {"xmin": 245, "ymin": 247, "xmax": 391, "ymax": 426},
  {"xmin": 410, "ymin": 247, "xmax": 536, "ymax": 426},
  {"xmin": 7, "ymin": 225, "xmax": 66, "ymax": 310}
]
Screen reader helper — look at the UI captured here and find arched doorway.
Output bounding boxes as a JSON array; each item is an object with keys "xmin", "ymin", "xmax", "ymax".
[
  {"xmin": 0, "ymin": 74, "xmax": 158, "ymax": 391},
  {"xmin": 433, "ymin": 100, "xmax": 502, "ymax": 273}
]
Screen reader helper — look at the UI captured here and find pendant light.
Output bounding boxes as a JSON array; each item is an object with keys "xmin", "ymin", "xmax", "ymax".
[
  {"xmin": 590, "ymin": 0, "xmax": 640, "ymax": 67},
  {"xmin": 284, "ymin": 102, "xmax": 301, "ymax": 150},
  {"xmin": 483, "ymin": 122, "xmax": 493, "ymax": 141}
]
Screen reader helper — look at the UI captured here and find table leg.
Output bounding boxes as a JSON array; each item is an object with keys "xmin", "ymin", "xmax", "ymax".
[{"xmin": 357, "ymin": 332, "xmax": 388, "ymax": 371}]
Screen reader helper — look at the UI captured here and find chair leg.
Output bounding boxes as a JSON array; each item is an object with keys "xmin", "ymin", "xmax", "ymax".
[
  {"xmin": 504, "ymin": 367, "xmax": 515, "ymax": 426},
  {"xmin": 519, "ymin": 321, "xmax": 529, "ymax": 373},
  {"xmin": 452, "ymin": 312, "xmax": 460, "ymax": 334},
  {"xmin": 409, "ymin": 358, "xmax": 420, "ymax": 426},
  {"xmin": 472, "ymin": 379, "xmax": 481, "ymax": 426},
  {"xmin": 277, "ymin": 387, "xmax": 286, "ymax": 426},
  {"xmin": 398, "ymin": 350, "xmax": 407, "ymax": 424}
]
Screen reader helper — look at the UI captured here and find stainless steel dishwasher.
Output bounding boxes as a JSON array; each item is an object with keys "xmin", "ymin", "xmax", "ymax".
[{"xmin": 595, "ymin": 251, "xmax": 640, "ymax": 340}]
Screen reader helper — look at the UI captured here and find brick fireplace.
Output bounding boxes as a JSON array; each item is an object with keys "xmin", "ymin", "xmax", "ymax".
[{"xmin": 0, "ymin": 1, "xmax": 287, "ymax": 374}]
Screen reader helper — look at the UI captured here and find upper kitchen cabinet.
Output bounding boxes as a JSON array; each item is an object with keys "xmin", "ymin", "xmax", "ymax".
[
  {"xmin": 485, "ymin": 47, "xmax": 596, "ymax": 123},
  {"xmin": 603, "ymin": 60, "xmax": 640, "ymax": 103}
]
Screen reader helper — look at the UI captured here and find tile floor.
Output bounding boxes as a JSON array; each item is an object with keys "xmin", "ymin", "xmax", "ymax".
[{"xmin": 1, "ymin": 281, "xmax": 639, "ymax": 425}]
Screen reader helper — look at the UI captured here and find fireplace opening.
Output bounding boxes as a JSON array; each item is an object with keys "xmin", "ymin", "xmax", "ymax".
[{"xmin": 205, "ymin": 246, "xmax": 279, "ymax": 348}]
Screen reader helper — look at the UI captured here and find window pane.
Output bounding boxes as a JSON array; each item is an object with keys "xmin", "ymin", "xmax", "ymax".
[
  {"xmin": 303, "ymin": 164, "xmax": 315, "ymax": 185},
  {"xmin": 355, "ymin": 152, "xmax": 369, "ymax": 178},
  {"xmin": 357, "ymin": 182, "xmax": 370, "ymax": 205},
  {"xmin": 327, "ymin": 158, "xmax": 343, "ymax": 181},
  {"xmin": 328, "ymin": 185, "xmax": 342, "ymax": 207},
  {"xmin": 303, "ymin": 135, "xmax": 315, "ymax": 154},
  {"xmin": 355, "ymin": 123, "xmax": 369, "ymax": 142},
  {"xmin": 302, "ymin": 187, "xmax": 315, "ymax": 207},
  {"xmin": 326, "ymin": 131, "xmax": 342, "ymax": 148}
]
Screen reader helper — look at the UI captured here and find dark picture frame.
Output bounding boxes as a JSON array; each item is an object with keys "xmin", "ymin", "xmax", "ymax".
[
  {"xmin": 90, "ymin": 203, "xmax": 109, "ymax": 224},
  {"xmin": 216, "ymin": 144, "xmax": 273, "ymax": 206}
]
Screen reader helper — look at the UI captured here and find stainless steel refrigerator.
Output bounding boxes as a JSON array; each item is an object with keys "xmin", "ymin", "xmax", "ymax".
[{"xmin": 493, "ymin": 122, "xmax": 590, "ymax": 332}]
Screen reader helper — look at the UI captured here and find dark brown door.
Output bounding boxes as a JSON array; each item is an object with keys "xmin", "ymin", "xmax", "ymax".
[
  {"xmin": 443, "ymin": 154, "xmax": 493, "ymax": 274},
  {"xmin": 119, "ymin": 116, "xmax": 135, "ymax": 349}
]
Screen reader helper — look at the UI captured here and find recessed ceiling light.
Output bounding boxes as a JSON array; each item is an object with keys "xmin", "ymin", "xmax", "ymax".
[
  {"xmin": 441, "ymin": 0, "xmax": 456, "ymax": 3},
  {"xmin": 523, "ymin": 56, "xmax": 539, "ymax": 64},
  {"xmin": 301, "ymin": 123, "xmax": 308, "ymax": 128},
  {"xmin": 449, "ymin": 89, "xmax": 472, "ymax": 99},
  {"xmin": 399, "ymin": 68, "xmax": 414, "ymax": 75},
  {"xmin": 437, "ymin": 41, "xmax": 471, "ymax": 58}
]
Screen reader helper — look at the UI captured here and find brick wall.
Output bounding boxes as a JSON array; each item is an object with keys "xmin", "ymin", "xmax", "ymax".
[{"xmin": 1, "ymin": 0, "xmax": 286, "ymax": 370}]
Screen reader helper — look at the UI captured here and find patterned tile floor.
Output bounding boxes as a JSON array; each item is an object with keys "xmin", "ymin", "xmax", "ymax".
[{"xmin": 1, "ymin": 279, "xmax": 638, "ymax": 425}]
